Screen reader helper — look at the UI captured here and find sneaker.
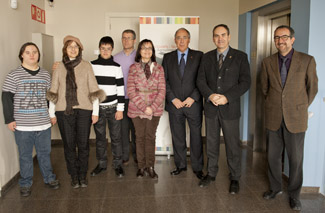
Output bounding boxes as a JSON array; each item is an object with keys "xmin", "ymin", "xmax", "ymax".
[
  {"xmin": 20, "ymin": 186, "xmax": 31, "ymax": 197},
  {"xmin": 90, "ymin": 164, "xmax": 107, "ymax": 176},
  {"xmin": 45, "ymin": 179, "xmax": 60, "ymax": 189},
  {"xmin": 115, "ymin": 166, "xmax": 125, "ymax": 178},
  {"xmin": 199, "ymin": 175, "xmax": 215, "ymax": 187},
  {"xmin": 71, "ymin": 176, "xmax": 80, "ymax": 189},
  {"xmin": 147, "ymin": 167, "xmax": 158, "ymax": 179},
  {"xmin": 136, "ymin": 168, "xmax": 145, "ymax": 178},
  {"xmin": 79, "ymin": 177, "xmax": 88, "ymax": 188}
]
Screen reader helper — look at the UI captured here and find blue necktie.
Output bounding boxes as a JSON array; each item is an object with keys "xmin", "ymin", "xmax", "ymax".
[
  {"xmin": 280, "ymin": 58, "xmax": 288, "ymax": 87},
  {"xmin": 179, "ymin": 53, "xmax": 185, "ymax": 77}
]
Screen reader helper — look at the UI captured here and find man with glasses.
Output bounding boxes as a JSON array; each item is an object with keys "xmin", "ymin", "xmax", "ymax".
[
  {"xmin": 90, "ymin": 36, "xmax": 125, "ymax": 178},
  {"xmin": 114, "ymin": 29, "xmax": 137, "ymax": 166},
  {"xmin": 261, "ymin": 25, "xmax": 318, "ymax": 211},
  {"xmin": 197, "ymin": 24, "xmax": 251, "ymax": 193},
  {"xmin": 162, "ymin": 28, "xmax": 204, "ymax": 180}
]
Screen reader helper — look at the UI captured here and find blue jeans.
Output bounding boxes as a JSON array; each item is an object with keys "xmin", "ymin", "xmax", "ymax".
[{"xmin": 14, "ymin": 128, "xmax": 56, "ymax": 187}]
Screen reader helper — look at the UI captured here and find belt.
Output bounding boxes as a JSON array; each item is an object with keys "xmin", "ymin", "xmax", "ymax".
[{"xmin": 100, "ymin": 103, "xmax": 117, "ymax": 109}]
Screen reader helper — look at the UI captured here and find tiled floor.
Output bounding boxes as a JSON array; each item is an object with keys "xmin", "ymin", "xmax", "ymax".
[{"xmin": 0, "ymin": 142, "xmax": 324, "ymax": 213}]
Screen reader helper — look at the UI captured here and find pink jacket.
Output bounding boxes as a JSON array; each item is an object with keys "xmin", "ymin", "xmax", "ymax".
[{"xmin": 127, "ymin": 62, "xmax": 166, "ymax": 119}]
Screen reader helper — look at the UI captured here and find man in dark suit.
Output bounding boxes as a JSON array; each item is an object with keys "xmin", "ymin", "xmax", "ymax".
[
  {"xmin": 261, "ymin": 25, "xmax": 318, "ymax": 211},
  {"xmin": 162, "ymin": 28, "xmax": 204, "ymax": 180},
  {"xmin": 197, "ymin": 24, "xmax": 251, "ymax": 193}
]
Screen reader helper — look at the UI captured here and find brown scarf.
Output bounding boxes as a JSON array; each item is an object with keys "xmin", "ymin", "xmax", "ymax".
[{"xmin": 62, "ymin": 55, "xmax": 81, "ymax": 115}]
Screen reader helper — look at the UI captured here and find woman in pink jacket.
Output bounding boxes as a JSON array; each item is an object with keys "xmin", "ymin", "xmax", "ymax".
[{"xmin": 127, "ymin": 39, "xmax": 166, "ymax": 179}]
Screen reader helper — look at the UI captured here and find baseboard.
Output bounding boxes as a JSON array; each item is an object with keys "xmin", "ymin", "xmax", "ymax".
[
  {"xmin": 0, "ymin": 154, "xmax": 40, "ymax": 197},
  {"xmin": 301, "ymin": 187, "xmax": 320, "ymax": 194},
  {"xmin": 0, "ymin": 172, "xmax": 20, "ymax": 197}
]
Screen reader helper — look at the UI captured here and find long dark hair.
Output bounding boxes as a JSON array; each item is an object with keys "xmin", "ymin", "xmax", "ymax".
[{"xmin": 135, "ymin": 39, "xmax": 156, "ymax": 63}]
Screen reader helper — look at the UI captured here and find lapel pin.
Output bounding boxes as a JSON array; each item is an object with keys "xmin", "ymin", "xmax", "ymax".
[{"xmin": 229, "ymin": 56, "xmax": 232, "ymax": 59}]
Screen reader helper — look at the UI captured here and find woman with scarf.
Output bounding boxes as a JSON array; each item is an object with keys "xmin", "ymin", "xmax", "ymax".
[
  {"xmin": 47, "ymin": 35, "xmax": 105, "ymax": 188},
  {"xmin": 127, "ymin": 39, "xmax": 166, "ymax": 179}
]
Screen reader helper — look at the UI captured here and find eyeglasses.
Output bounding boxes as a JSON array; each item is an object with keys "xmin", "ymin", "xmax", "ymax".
[
  {"xmin": 100, "ymin": 47, "xmax": 112, "ymax": 52},
  {"xmin": 274, "ymin": 35, "xmax": 292, "ymax": 41},
  {"xmin": 67, "ymin": 45, "xmax": 79, "ymax": 50},
  {"xmin": 175, "ymin": 36, "xmax": 189, "ymax": 40},
  {"xmin": 141, "ymin": 47, "xmax": 153, "ymax": 51},
  {"xmin": 122, "ymin": 37, "xmax": 134, "ymax": 41}
]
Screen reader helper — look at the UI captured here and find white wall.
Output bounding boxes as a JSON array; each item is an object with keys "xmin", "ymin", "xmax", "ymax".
[
  {"xmin": 239, "ymin": 0, "xmax": 277, "ymax": 14},
  {"xmin": 45, "ymin": 0, "xmax": 239, "ymax": 62},
  {"xmin": 0, "ymin": 0, "xmax": 46, "ymax": 191}
]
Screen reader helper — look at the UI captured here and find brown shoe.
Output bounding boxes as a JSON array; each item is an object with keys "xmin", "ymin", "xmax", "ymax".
[
  {"xmin": 136, "ymin": 169, "xmax": 145, "ymax": 178},
  {"xmin": 147, "ymin": 167, "xmax": 158, "ymax": 179}
]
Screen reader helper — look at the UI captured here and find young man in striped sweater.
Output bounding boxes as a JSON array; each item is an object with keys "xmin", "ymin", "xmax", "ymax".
[
  {"xmin": 90, "ymin": 36, "xmax": 126, "ymax": 177},
  {"xmin": 2, "ymin": 42, "xmax": 59, "ymax": 197}
]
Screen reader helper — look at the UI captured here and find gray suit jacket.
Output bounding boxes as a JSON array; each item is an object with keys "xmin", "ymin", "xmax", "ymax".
[{"xmin": 197, "ymin": 47, "xmax": 251, "ymax": 119}]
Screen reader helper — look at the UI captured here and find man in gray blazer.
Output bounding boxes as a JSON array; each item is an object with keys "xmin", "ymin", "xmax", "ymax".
[
  {"xmin": 162, "ymin": 28, "xmax": 204, "ymax": 179},
  {"xmin": 261, "ymin": 25, "xmax": 318, "ymax": 211},
  {"xmin": 197, "ymin": 24, "xmax": 251, "ymax": 193}
]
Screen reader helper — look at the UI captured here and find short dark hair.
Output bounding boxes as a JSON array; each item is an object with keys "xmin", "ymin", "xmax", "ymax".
[
  {"xmin": 135, "ymin": 39, "xmax": 156, "ymax": 63},
  {"xmin": 62, "ymin": 40, "xmax": 82, "ymax": 60},
  {"xmin": 122, "ymin": 29, "xmax": 136, "ymax": 40},
  {"xmin": 18, "ymin": 42, "xmax": 41, "ymax": 63},
  {"xmin": 274, "ymin": 25, "xmax": 295, "ymax": 37},
  {"xmin": 98, "ymin": 36, "xmax": 114, "ymax": 48},
  {"xmin": 212, "ymin": 24, "xmax": 230, "ymax": 35},
  {"xmin": 174, "ymin": 28, "xmax": 191, "ymax": 38}
]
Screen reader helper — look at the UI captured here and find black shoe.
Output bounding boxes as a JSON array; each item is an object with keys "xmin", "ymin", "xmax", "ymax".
[
  {"xmin": 137, "ymin": 168, "xmax": 145, "ymax": 178},
  {"xmin": 71, "ymin": 176, "xmax": 80, "ymax": 189},
  {"xmin": 45, "ymin": 179, "xmax": 60, "ymax": 189},
  {"xmin": 289, "ymin": 197, "xmax": 302, "ymax": 211},
  {"xmin": 20, "ymin": 186, "xmax": 31, "ymax": 197},
  {"xmin": 229, "ymin": 180, "xmax": 239, "ymax": 194},
  {"xmin": 79, "ymin": 177, "xmax": 88, "ymax": 188},
  {"xmin": 170, "ymin": 167, "xmax": 187, "ymax": 175},
  {"xmin": 147, "ymin": 167, "xmax": 158, "ymax": 179},
  {"xmin": 199, "ymin": 175, "xmax": 215, "ymax": 187},
  {"xmin": 193, "ymin": 171, "xmax": 204, "ymax": 180},
  {"xmin": 263, "ymin": 190, "xmax": 283, "ymax": 199},
  {"xmin": 90, "ymin": 164, "xmax": 107, "ymax": 176},
  {"xmin": 115, "ymin": 166, "xmax": 125, "ymax": 178}
]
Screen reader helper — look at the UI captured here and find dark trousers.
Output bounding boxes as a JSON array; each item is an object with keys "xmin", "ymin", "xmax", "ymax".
[
  {"xmin": 132, "ymin": 116, "xmax": 160, "ymax": 169},
  {"xmin": 94, "ymin": 106, "xmax": 122, "ymax": 169},
  {"xmin": 56, "ymin": 109, "xmax": 92, "ymax": 178},
  {"xmin": 121, "ymin": 99, "xmax": 136, "ymax": 161},
  {"xmin": 206, "ymin": 110, "xmax": 241, "ymax": 180},
  {"xmin": 168, "ymin": 109, "xmax": 203, "ymax": 171},
  {"xmin": 267, "ymin": 120, "xmax": 305, "ymax": 199}
]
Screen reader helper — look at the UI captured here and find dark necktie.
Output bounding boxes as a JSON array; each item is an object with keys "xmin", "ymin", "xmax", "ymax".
[
  {"xmin": 280, "ymin": 58, "xmax": 288, "ymax": 87},
  {"xmin": 179, "ymin": 53, "xmax": 185, "ymax": 77},
  {"xmin": 218, "ymin": 53, "xmax": 224, "ymax": 70},
  {"xmin": 144, "ymin": 63, "xmax": 151, "ymax": 79}
]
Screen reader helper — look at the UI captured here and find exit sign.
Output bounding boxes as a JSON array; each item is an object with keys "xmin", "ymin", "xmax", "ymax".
[{"xmin": 31, "ymin": 4, "xmax": 45, "ymax": 24}]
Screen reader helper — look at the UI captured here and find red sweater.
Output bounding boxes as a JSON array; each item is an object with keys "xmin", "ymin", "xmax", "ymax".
[{"xmin": 127, "ymin": 62, "xmax": 166, "ymax": 119}]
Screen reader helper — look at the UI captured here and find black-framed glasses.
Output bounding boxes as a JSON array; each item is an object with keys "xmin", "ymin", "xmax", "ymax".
[{"xmin": 274, "ymin": 35, "xmax": 292, "ymax": 41}]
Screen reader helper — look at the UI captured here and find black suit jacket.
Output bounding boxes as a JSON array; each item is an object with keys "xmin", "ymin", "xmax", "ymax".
[
  {"xmin": 197, "ymin": 47, "xmax": 251, "ymax": 119},
  {"xmin": 162, "ymin": 49, "xmax": 203, "ymax": 114}
]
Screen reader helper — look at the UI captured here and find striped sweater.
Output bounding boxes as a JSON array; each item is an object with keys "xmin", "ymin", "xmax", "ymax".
[
  {"xmin": 127, "ymin": 62, "xmax": 166, "ymax": 119},
  {"xmin": 91, "ymin": 56, "xmax": 125, "ymax": 111},
  {"xmin": 2, "ymin": 66, "xmax": 51, "ymax": 131}
]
